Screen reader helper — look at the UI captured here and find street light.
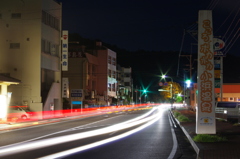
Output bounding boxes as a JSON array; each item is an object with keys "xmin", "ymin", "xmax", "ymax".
[{"xmin": 161, "ymin": 75, "xmax": 174, "ymax": 108}]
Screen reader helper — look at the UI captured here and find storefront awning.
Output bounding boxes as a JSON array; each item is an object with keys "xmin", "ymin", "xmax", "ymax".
[{"xmin": 0, "ymin": 74, "xmax": 21, "ymax": 85}]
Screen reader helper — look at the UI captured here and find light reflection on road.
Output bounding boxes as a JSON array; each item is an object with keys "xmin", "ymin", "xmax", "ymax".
[{"xmin": 0, "ymin": 105, "xmax": 168, "ymax": 158}]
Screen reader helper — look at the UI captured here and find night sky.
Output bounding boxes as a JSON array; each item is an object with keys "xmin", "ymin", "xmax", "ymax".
[
  {"xmin": 56, "ymin": 0, "xmax": 240, "ymax": 100},
  {"xmin": 57, "ymin": 0, "xmax": 239, "ymax": 56}
]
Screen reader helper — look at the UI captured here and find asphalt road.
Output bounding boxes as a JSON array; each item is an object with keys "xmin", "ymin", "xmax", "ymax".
[{"xmin": 0, "ymin": 106, "xmax": 196, "ymax": 159}]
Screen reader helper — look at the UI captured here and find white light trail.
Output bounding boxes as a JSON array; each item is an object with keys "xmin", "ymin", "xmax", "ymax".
[
  {"xmin": 0, "ymin": 107, "xmax": 159, "ymax": 157},
  {"xmin": 39, "ymin": 107, "xmax": 164, "ymax": 159}
]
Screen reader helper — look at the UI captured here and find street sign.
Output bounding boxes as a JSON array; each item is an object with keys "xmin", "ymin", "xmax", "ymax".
[
  {"xmin": 215, "ymin": 80, "xmax": 220, "ymax": 88},
  {"xmin": 71, "ymin": 89, "xmax": 83, "ymax": 97},
  {"xmin": 159, "ymin": 82, "xmax": 163, "ymax": 86},
  {"xmin": 71, "ymin": 101, "xmax": 82, "ymax": 104},
  {"xmin": 158, "ymin": 89, "xmax": 169, "ymax": 91},
  {"xmin": 213, "ymin": 38, "xmax": 225, "ymax": 51},
  {"xmin": 214, "ymin": 59, "xmax": 221, "ymax": 68},
  {"xmin": 213, "ymin": 38, "xmax": 225, "ymax": 57}
]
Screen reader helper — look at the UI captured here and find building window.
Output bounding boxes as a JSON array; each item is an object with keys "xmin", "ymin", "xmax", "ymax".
[
  {"xmin": 108, "ymin": 69, "xmax": 111, "ymax": 77},
  {"xmin": 46, "ymin": 41, "xmax": 50, "ymax": 53},
  {"xmin": 10, "ymin": 43, "xmax": 20, "ymax": 49},
  {"xmin": 42, "ymin": 10, "xmax": 60, "ymax": 31},
  {"xmin": 125, "ymin": 73, "xmax": 130, "ymax": 77},
  {"xmin": 11, "ymin": 13, "xmax": 21, "ymax": 19},
  {"xmin": 124, "ymin": 82, "xmax": 130, "ymax": 86},
  {"xmin": 112, "ymin": 71, "xmax": 116, "ymax": 78},
  {"xmin": 112, "ymin": 58, "xmax": 116, "ymax": 66},
  {"xmin": 108, "ymin": 83, "xmax": 111, "ymax": 91},
  {"xmin": 41, "ymin": 39, "xmax": 45, "ymax": 52},
  {"xmin": 51, "ymin": 44, "xmax": 55, "ymax": 55},
  {"xmin": 112, "ymin": 83, "xmax": 116, "ymax": 92},
  {"xmin": 108, "ymin": 56, "xmax": 111, "ymax": 64}
]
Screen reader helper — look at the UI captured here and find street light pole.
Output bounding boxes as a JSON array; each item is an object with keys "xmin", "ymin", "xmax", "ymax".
[{"xmin": 161, "ymin": 75, "xmax": 174, "ymax": 108}]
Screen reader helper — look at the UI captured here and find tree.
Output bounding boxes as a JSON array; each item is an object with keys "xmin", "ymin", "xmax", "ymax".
[{"xmin": 160, "ymin": 82, "xmax": 183, "ymax": 102}]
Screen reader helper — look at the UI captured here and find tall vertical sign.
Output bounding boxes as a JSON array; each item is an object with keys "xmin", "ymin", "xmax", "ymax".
[
  {"xmin": 62, "ymin": 30, "xmax": 68, "ymax": 71},
  {"xmin": 197, "ymin": 10, "xmax": 216, "ymax": 134},
  {"xmin": 62, "ymin": 78, "xmax": 69, "ymax": 98}
]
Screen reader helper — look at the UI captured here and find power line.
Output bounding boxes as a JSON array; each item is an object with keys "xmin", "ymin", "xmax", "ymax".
[
  {"xmin": 214, "ymin": 2, "xmax": 239, "ymax": 34},
  {"xmin": 177, "ymin": 30, "xmax": 185, "ymax": 77},
  {"xmin": 225, "ymin": 19, "xmax": 240, "ymax": 42},
  {"xmin": 223, "ymin": 8, "xmax": 240, "ymax": 39},
  {"xmin": 224, "ymin": 29, "xmax": 240, "ymax": 55},
  {"xmin": 207, "ymin": 0, "xmax": 219, "ymax": 10}
]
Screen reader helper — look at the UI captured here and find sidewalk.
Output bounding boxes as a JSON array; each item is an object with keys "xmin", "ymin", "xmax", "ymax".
[{"xmin": 174, "ymin": 107, "xmax": 240, "ymax": 159}]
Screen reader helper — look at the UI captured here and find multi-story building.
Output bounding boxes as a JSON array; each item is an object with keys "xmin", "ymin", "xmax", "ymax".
[
  {"xmin": 63, "ymin": 41, "xmax": 117, "ymax": 107},
  {"xmin": 117, "ymin": 65, "xmax": 133, "ymax": 104},
  {"xmin": 0, "ymin": 0, "xmax": 62, "ymax": 119}
]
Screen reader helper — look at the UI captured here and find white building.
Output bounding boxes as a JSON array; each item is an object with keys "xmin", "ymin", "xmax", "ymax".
[{"xmin": 0, "ymin": 0, "xmax": 62, "ymax": 119}]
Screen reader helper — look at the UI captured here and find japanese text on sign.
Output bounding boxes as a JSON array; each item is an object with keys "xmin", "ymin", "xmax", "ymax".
[{"xmin": 199, "ymin": 20, "xmax": 214, "ymax": 113}]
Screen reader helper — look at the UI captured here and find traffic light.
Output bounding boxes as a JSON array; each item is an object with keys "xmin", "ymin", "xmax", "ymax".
[
  {"xmin": 185, "ymin": 79, "xmax": 191, "ymax": 88},
  {"xmin": 143, "ymin": 89, "xmax": 147, "ymax": 93}
]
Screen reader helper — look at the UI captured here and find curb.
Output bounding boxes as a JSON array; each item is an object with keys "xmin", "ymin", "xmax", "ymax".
[{"xmin": 170, "ymin": 110, "xmax": 200, "ymax": 159}]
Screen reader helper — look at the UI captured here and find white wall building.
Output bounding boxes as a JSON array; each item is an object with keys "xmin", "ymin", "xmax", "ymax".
[{"xmin": 0, "ymin": 0, "xmax": 62, "ymax": 119}]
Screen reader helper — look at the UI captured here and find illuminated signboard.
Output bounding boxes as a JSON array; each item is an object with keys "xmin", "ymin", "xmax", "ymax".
[
  {"xmin": 62, "ymin": 30, "xmax": 68, "ymax": 71},
  {"xmin": 196, "ymin": 10, "xmax": 216, "ymax": 134}
]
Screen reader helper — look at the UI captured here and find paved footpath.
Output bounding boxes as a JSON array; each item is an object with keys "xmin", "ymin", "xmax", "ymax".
[{"xmin": 173, "ymin": 107, "xmax": 240, "ymax": 159}]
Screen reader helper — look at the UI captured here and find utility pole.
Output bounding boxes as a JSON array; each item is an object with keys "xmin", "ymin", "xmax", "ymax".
[
  {"xmin": 131, "ymin": 80, "xmax": 133, "ymax": 104},
  {"xmin": 135, "ymin": 86, "xmax": 138, "ymax": 104},
  {"xmin": 181, "ymin": 54, "xmax": 193, "ymax": 107},
  {"xmin": 140, "ymin": 87, "xmax": 141, "ymax": 104},
  {"xmin": 181, "ymin": 54, "xmax": 192, "ymax": 80}
]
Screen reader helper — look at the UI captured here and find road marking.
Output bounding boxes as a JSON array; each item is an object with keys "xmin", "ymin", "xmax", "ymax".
[
  {"xmin": 0, "ymin": 116, "xmax": 120, "ymax": 149},
  {"xmin": 0, "ymin": 108, "xmax": 156, "ymax": 148},
  {"xmin": 169, "ymin": 111, "xmax": 177, "ymax": 128},
  {"xmin": 39, "ymin": 108, "xmax": 163, "ymax": 159},
  {"xmin": 168, "ymin": 111, "xmax": 178, "ymax": 159}
]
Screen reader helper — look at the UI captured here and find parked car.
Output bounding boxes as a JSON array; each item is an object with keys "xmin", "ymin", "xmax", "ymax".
[
  {"xmin": 215, "ymin": 102, "xmax": 240, "ymax": 122},
  {"xmin": 7, "ymin": 106, "xmax": 32, "ymax": 121}
]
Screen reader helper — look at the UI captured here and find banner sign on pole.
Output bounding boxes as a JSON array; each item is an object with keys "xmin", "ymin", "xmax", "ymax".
[
  {"xmin": 62, "ymin": 30, "xmax": 68, "ymax": 71},
  {"xmin": 62, "ymin": 78, "xmax": 69, "ymax": 98},
  {"xmin": 197, "ymin": 10, "xmax": 216, "ymax": 134}
]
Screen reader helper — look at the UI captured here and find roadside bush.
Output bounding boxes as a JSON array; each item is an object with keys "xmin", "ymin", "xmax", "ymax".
[
  {"xmin": 193, "ymin": 134, "xmax": 227, "ymax": 142},
  {"xmin": 177, "ymin": 115, "xmax": 190, "ymax": 122},
  {"xmin": 217, "ymin": 118, "xmax": 226, "ymax": 122},
  {"xmin": 233, "ymin": 123, "xmax": 240, "ymax": 127},
  {"xmin": 173, "ymin": 111, "xmax": 181, "ymax": 118}
]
